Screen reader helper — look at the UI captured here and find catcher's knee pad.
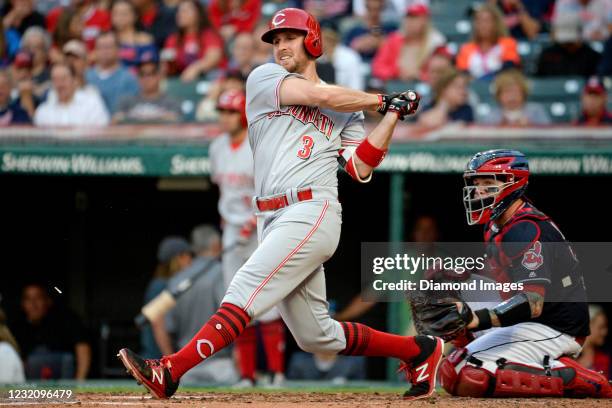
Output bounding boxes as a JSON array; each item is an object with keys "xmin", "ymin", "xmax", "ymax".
[
  {"xmin": 439, "ymin": 348, "xmax": 492, "ymax": 397},
  {"xmin": 557, "ymin": 356, "xmax": 612, "ymax": 398}
]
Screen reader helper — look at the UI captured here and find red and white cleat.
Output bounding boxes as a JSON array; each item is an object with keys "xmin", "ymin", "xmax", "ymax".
[
  {"xmin": 399, "ymin": 335, "xmax": 445, "ymax": 400},
  {"xmin": 117, "ymin": 348, "xmax": 179, "ymax": 399}
]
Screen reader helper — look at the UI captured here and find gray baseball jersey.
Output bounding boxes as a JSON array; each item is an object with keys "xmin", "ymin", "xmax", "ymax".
[
  {"xmin": 245, "ymin": 63, "xmax": 365, "ymax": 197},
  {"xmin": 209, "ymin": 134, "xmax": 255, "ymax": 226}
]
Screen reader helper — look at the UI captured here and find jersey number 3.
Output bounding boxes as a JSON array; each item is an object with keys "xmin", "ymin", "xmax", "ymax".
[{"xmin": 297, "ymin": 135, "xmax": 314, "ymax": 160}]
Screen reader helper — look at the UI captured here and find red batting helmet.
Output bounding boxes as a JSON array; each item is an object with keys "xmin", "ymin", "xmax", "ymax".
[
  {"xmin": 261, "ymin": 8, "xmax": 323, "ymax": 58},
  {"xmin": 217, "ymin": 89, "xmax": 247, "ymax": 127}
]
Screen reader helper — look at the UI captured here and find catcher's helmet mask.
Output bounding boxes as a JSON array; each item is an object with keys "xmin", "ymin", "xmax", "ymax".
[
  {"xmin": 463, "ymin": 150, "xmax": 529, "ymax": 226},
  {"xmin": 261, "ymin": 8, "xmax": 323, "ymax": 58}
]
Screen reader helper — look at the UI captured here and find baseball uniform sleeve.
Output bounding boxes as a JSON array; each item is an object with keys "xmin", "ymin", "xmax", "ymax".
[
  {"xmin": 339, "ymin": 111, "xmax": 366, "ymax": 148},
  {"xmin": 501, "ymin": 220, "xmax": 552, "ymax": 286},
  {"xmin": 245, "ymin": 63, "xmax": 303, "ymax": 123}
]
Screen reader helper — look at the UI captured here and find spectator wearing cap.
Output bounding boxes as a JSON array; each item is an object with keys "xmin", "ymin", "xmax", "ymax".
[
  {"xmin": 456, "ymin": 3, "xmax": 520, "ymax": 80},
  {"xmin": 141, "ymin": 236, "xmax": 193, "ymax": 359},
  {"xmin": 322, "ymin": 22, "xmax": 365, "ymax": 90},
  {"xmin": 34, "ymin": 62, "xmax": 110, "ymax": 126},
  {"xmin": 61, "ymin": 40, "xmax": 101, "ymax": 99},
  {"xmin": 46, "ymin": 0, "xmax": 110, "ymax": 51},
  {"xmin": 536, "ymin": 13, "xmax": 601, "ymax": 77},
  {"xmin": 478, "ymin": 68, "xmax": 551, "ymax": 126},
  {"xmin": 417, "ymin": 67, "xmax": 474, "ymax": 127},
  {"xmin": 113, "ymin": 55, "xmax": 182, "ymax": 124},
  {"xmin": 1, "ymin": 0, "xmax": 45, "ymax": 37},
  {"xmin": 576, "ymin": 76, "xmax": 612, "ymax": 125},
  {"xmin": 372, "ymin": 3, "xmax": 446, "ymax": 81},
  {"xmin": 162, "ymin": 0, "xmax": 225, "ymax": 82},
  {"xmin": 111, "ymin": 0, "xmax": 157, "ymax": 70},
  {"xmin": 11, "ymin": 50, "xmax": 38, "ymax": 118},
  {"xmin": 208, "ymin": 0, "xmax": 261, "ymax": 42},
  {"xmin": 86, "ymin": 31, "xmax": 140, "ymax": 114},
  {"xmin": 553, "ymin": 0, "xmax": 612, "ymax": 41},
  {"xmin": 21, "ymin": 27, "xmax": 51, "ymax": 94},
  {"xmin": 9, "ymin": 283, "xmax": 91, "ymax": 379},
  {"xmin": 489, "ymin": 0, "xmax": 546, "ymax": 40},
  {"xmin": 0, "ymin": 69, "xmax": 31, "ymax": 125},
  {"xmin": 343, "ymin": 0, "xmax": 398, "ymax": 62},
  {"xmin": 133, "ymin": 0, "xmax": 176, "ymax": 51},
  {"xmin": 228, "ymin": 32, "xmax": 258, "ymax": 79}
]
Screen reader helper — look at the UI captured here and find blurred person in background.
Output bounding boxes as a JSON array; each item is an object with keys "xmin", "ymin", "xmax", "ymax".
[
  {"xmin": 536, "ymin": 14, "xmax": 601, "ymax": 77},
  {"xmin": 252, "ymin": 24, "xmax": 273, "ymax": 65},
  {"xmin": 113, "ymin": 52, "xmax": 182, "ymax": 123},
  {"xmin": 133, "ymin": 0, "xmax": 176, "ymax": 50},
  {"xmin": 418, "ymin": 45, "xmax": 454, "ymax": 106},
  {"xmin": 597, "ymin": 37, "xmax": 612, "ymax": 75},
  {"xmin": 210, "ymin": 90, "xmax": 286, "ymax": 387},
  {"xmin": 111, "ymin": 0, "xmax": 157, "ymax": 70},
  {"xmin": 456, "ymin": 3, "xmax": 520, "ymax": 80},
  {"xmin": 576, "ymin": 76, "xmax": 612, "ymax": 125},
  {"xmin": 60, "ymin": 39, "xmax": 102, "ymax": 98},
  {"xmin": 489, "ymin": 0, "xmax": 546, "ymax": 40},
  {"xmin": 195, "ymin": 68, "xmax": 245, "ymax": 122},
  {"xmin": 11, "ymin": 50, "xmax": 39, "ymax": 118},
  {"xmin": 0, "ymin": 69, "xmax": 31, "ymax": 124},
  {"xmin": 227, "ymin": 32, "xmax": 258, "ymax": 78},
  {"xmin": 141, "ymin": 236, "xmax": 193, "ymax": 359},
  {"xmin": 553, "ymin": 0, "xmax": 612, "ymax": 41},
  {"xmin": 86, "ymin": 31, "xmax": 140, "ymax": 113},
  {"xmin": 1, "ymin": 18, "xmax": 23, "ymax": 63},
  {"xmin": 343, "ymin": 0, "xmax": 398, "ymax": 62},
  {"xmin": 577, "ymin": 305, "xmax": 610, "ymax": 378},
  {"xmin": 417, "ymin": 68, "xmax": 474, "ymax": 127},
  {"xmin": 162, "ymin": 0, "xmax": 224, "ymax": 81},
  {"xmin": 0, "ymin": 308, "xmax": 25, "ymax": 383},
  {"xmin": 34, "ymin": 62, "xmax": 110, "ymax": 126},
  {"xmin": 208, "ymin": 0, "xmax": 261, "ymax": 42},
  {"xmin": 46, "ymin": 0, "xmax": 111, "ymax": 51},
  {"xmin": 322, "ymin": 22, "xmax": 365, "ymax": 90},
  {"xmin": 372, "ymin": 3, "xmax": 445, "ymax": 81},
  {"xmin": 20, "ymin": 27, "xmax": 51, "ymax": 94},
  {"xmin": 1, "ymin": 0, "xmax": 45, "ymax": 36},
  {"xmin": 302, "ymin": 0, "xmax": 352, "ymax": 25},
  {"xmin": 478, "ymin": 68, "xmax": 551, "ymax": 126},
  {"xmin": 151, "ymin": 225, "xmax": 239, "ymax": 384},
  {"xmin": 50, "ymin": 8, "xmax": 83, "ymax": 63},
  {"xmin": 10, "ymin": 283, "xmax": 91, "ymax": 380}
]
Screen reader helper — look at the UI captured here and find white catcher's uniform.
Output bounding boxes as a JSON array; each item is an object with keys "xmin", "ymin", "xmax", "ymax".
[
  {"xmin": 209, "ymin": 133, "xmax": 280, "ymax": 323},
  {"xmin": 222, "ymin": 63, "xmax": 366, "ymax": 354}
]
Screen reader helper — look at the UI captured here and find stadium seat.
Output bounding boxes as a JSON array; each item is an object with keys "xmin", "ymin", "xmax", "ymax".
[
  {"xmin": 545, "ymin": 101, "xmax": 581, "ymax": 123},
  {"xmin": 527, "ymin": 77, "xmax": 585, "ymax": 103},
  {"xmin": 163, "ymin": 79, "xmax": 211, "ymax": 122}
]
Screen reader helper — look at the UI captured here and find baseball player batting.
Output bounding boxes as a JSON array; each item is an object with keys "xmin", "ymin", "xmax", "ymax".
[
  {"xmin": 435, "ymin": 149, "xmax": 612, "ymax": 398},
  {"xmin": 210, "ymin": 89, "xmax": 285, "ymax": 386},
  {"xmin": 118, "ymin": 8, "xmax": 443, "ymax": 400}
]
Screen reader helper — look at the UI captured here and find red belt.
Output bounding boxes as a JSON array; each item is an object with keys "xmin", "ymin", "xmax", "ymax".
[{"xmin": 256, "ymin": 188, "xmax": 313, "ymax": 211}]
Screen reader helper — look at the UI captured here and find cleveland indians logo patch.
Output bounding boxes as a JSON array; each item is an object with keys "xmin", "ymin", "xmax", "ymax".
[{"xmin": 522, "ymin": 241, "xmax": 544, "ymax": 271}]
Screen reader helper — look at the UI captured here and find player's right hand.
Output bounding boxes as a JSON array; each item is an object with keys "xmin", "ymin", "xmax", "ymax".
[
  {"xmin": 387, "ymin": 91, "xmax": 420, "ymax": 119},
  {"xmin": 377, "ymin": 91, "xmax": 420, "ymax": 116}
]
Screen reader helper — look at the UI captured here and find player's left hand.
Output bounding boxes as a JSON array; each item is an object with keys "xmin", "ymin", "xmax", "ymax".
[
  {"xmin": 387, "ymin": 91, "xmax": 420, "ymax": 120},
  {"xmin": 377, "ymin": 91, "xmax": 419, "ymax": 116}
]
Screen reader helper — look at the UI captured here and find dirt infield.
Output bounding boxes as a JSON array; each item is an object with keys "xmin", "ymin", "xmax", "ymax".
[{"xmin": 4, "ymin": 391, "xmax": 612, "ymax": 408}]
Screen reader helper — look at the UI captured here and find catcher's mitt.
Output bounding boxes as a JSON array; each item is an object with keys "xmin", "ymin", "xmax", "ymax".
[{"xmin": 407, "ymin": 289, "xmax": 474, "ymax": 341}]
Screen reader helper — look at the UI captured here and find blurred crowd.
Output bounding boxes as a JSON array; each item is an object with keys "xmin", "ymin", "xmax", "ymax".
[{"xmin": 0, "ymin": 0, "xmax": 610, "ymax": 127}]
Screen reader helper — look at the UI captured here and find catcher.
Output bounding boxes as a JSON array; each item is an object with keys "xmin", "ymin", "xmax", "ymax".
[{"xmin": 410, "ymin": 149, "xmax": 612, "ymax": 398}]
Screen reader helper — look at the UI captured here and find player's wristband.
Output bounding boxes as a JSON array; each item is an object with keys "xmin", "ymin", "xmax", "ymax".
[
  {"xmin": 474, "ymin": 309, "xmax": 493, "ymax": 331},
  {"xmin": 355, "ymin": 138, "xmax": 387, "ymax": 167},
  {"xmin": 376, "ymin": 94, "xmax": 389, "ymax": 115}
]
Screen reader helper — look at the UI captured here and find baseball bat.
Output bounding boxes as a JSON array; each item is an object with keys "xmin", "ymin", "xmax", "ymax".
[{"xmin": 134, "ymin": 241, "xmax": 244, "ymax": 328}]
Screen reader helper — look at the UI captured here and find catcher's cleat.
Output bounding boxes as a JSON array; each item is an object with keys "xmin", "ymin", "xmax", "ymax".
[
  {"xmin": 399, "ymin": 335, "xmax": 444, "ymax": 400},
  {"xmin": 117, "ymin": 348, "xmax": 179, "ymax": 399}
]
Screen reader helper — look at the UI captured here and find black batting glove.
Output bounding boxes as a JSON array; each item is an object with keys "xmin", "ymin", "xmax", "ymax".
[{"xmin": 387, "ymin": 90, "xmax": 420, "ymax": 120}]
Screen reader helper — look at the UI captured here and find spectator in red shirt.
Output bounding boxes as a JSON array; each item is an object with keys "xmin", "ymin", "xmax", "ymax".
[
  {"xmin": 371, "ymin": 3, "xmax": 446, "ymax": 81},
  {"xmin": 456, "ymin": 3, "xmax": 520, "ymax": 80},
  {"xmin": 46, "ymin": 0, "xmax": 111, "ymax": 51},
  {"xmin": 576, "ymin": 76, "xmax": 612, "ymax": 125},
  {"xmin": 162, "ymin": 0, "xmax": 224, "ymax": 82},
  {"xmin": 50, "ymin": 8, "xmax": 83, "ymax": 63},
  {"xmin": 111, "ymin": 0, "xmax": 157, "ymax": 70},
  {"xmin": 208, "ymin": 0, "xmax": 261, "ymax": 42}
]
